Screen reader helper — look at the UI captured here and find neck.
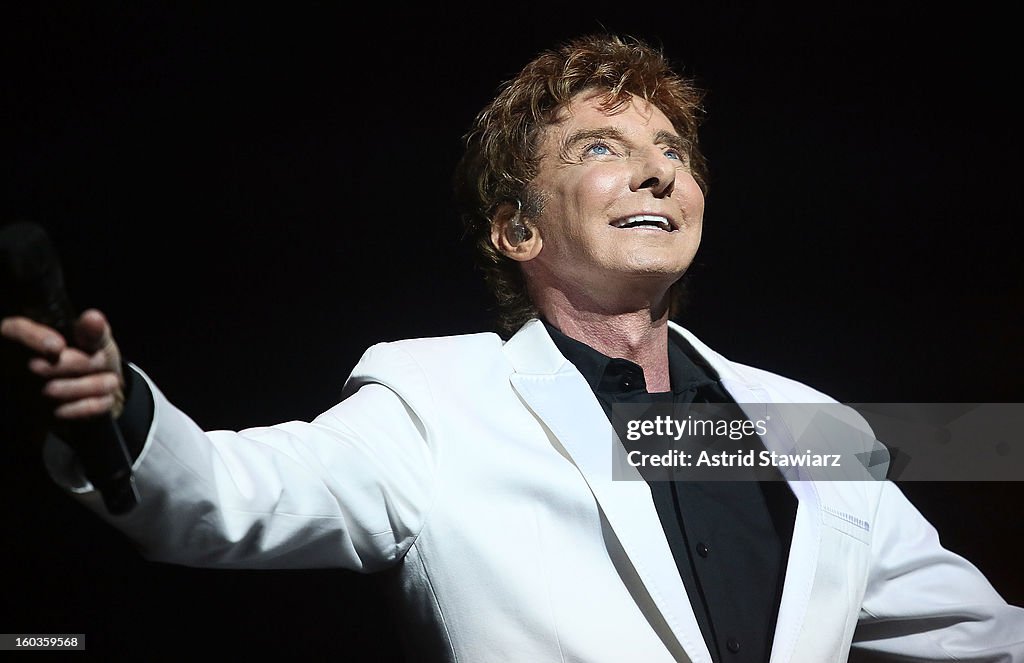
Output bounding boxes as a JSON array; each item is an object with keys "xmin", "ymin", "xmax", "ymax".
[{"xmin": 535, "ymin": 286, "xmax": 673, "ymax": 392}]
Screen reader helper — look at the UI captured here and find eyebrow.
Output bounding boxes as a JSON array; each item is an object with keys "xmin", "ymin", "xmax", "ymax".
[
  {"xmin": 653, "ymin": 129, "xmax": 687, "ymax": 153},
  {"xmin": 559, "ymin": 127, "xmax": 627, "ymax": 159}
]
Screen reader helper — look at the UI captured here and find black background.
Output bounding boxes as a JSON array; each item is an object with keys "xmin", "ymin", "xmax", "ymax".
[{"xmin": 2, "ymin": 3, "xmax": 1021, "ymax": 660}]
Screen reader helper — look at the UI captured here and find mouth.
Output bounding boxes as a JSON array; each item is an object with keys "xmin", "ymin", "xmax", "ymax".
[{"xmin": 610, "ymin": 214, "xmax": 677, "ymax": 232}]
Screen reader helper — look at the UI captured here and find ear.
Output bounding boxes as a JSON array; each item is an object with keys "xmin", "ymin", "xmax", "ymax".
[{"xmin": 490, "ymin": 202, "xmax": 542, "ymax": 262}]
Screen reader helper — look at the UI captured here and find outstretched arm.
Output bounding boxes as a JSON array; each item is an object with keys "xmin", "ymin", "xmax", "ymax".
[
  {"xmin": 851, "ymin": 480, "xmax": 1024, "ymax": 661},
  {"xmin": 3, "ymin": 311, "xmax": 438, "ymax": 572}
]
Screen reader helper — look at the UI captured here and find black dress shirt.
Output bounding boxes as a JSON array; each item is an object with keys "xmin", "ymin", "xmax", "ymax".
[{"xmin": 543, "ymin": 320, "xmax": 796, "ymax": 663}]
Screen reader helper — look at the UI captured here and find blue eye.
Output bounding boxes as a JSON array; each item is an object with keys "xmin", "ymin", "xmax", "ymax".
[
  {"xmin": 585, "ymin": 143, "xmax": 612, "ymax": 156},
  {"xmin": 664, "ymin": 149, "xmax": 682, "ymax": 160}
]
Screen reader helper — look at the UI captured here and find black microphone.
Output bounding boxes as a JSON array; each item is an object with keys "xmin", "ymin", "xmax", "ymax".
[{"xmin": 0, "ymin": 221, "xmax": 139, "ymax": 514}]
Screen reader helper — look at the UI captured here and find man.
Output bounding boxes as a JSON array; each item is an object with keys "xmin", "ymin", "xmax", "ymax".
[{"xmin": 3, "ymin": 34, "xmax": 1022, "ymax": 662}]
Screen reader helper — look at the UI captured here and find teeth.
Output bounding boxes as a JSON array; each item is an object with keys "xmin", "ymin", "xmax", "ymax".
[{"xmin": 613, "ymin": 215, "xmax": 672, "ymax": 230}]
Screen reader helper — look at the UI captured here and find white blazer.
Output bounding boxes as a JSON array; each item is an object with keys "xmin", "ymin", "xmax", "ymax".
[{"xmin": 50, "ymin": 319, "xmax": 1023, "ymax": 662}]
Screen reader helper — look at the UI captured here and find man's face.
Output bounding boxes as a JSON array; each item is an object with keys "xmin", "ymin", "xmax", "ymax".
[{"xmin": 522, "ymin": 90, "xmax": 705, "ymax": 305}]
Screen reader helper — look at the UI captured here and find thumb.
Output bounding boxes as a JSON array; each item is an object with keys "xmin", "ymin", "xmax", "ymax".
[{"xmin": 72, "ymin": 308, "xmax": 113, "ymax": 354}]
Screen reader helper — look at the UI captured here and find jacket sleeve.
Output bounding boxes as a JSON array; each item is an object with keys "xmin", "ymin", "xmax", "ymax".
[
  {"xmin": 43, "ymin": 344, "xmax": 439, "ymax": 572},
  {"xmin": 850, "ymin": 480, "xmax": 1024, "ymax": 661}
]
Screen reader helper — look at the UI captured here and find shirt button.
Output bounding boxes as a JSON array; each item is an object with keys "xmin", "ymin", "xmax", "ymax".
[
  {"xmin": 696, "ymin": 542, "xmax": 709, "ymax": 557},
  {"xmin": 727, "ymin": 638, "xmax": 741, "ymax": 653},
  {"xmin": 620, "ymin": 376, "xmax": 634, "ymax": 390}
]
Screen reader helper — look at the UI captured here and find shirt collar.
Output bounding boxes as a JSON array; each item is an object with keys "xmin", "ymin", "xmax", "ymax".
[{"xmin": 541, "ymin": 319, "xmax": 719, "ymax": 395}]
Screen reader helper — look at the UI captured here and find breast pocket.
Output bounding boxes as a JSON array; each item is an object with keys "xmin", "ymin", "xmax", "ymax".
[{"xmin": 821, "ymin": 503, "xmax": 873, "ymax": 545}]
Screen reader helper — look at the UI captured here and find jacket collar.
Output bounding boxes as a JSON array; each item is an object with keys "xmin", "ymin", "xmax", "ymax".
[{"xmin": 503, "ymin": 318, "xmax": 757, "ymax": 387}]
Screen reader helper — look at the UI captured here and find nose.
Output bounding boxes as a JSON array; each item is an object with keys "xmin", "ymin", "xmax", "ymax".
[{"xmin": 631, "ymin": 148, "xmax": 676, "ymax": 198}]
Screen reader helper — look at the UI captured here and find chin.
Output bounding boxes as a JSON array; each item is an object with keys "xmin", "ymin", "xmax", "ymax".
[
  {"xmin": 621, "ymin": 258, "xmax": 692, "ymax": 277},
  {"xmin": 609, "ymin": 267, "xmax": 686, "ymax": 292}
]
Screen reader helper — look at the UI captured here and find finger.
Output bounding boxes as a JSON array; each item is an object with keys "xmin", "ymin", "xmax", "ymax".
[
  {"xmin": 42, "ymin": 372, "xmax": 122, "ymax": 402},
  {"xmin": 54, "ymin": 394, "xmax": 117, "ymax": 420},
  {"xmin": 0, "ymin": 316, "xmax": 66, "ymax": 357},
  {"xmin": 73, "ymin": 309, "xmax": 112, "ymax": 354},
  {"xmin": 28, "ymin": 346, "xmax": 109, "ymax": 378}
]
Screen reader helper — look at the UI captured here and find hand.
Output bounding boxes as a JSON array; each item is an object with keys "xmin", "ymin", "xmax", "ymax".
[{"xmin": 0, "ymin": 309, "xmax": 125, "ymax": 420}]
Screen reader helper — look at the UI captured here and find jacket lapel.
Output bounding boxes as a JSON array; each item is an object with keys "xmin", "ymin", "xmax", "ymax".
[
  {"xmin": 715, "ymin": 380, "xmax": 822, "ymax": 663},
  {"xmin": 671, "ymin": 323, "xmax": 822, "ymax": 663},
  {"xmin": 504, "ymin": 320, "xmax": 711, "ymax": 663}
]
